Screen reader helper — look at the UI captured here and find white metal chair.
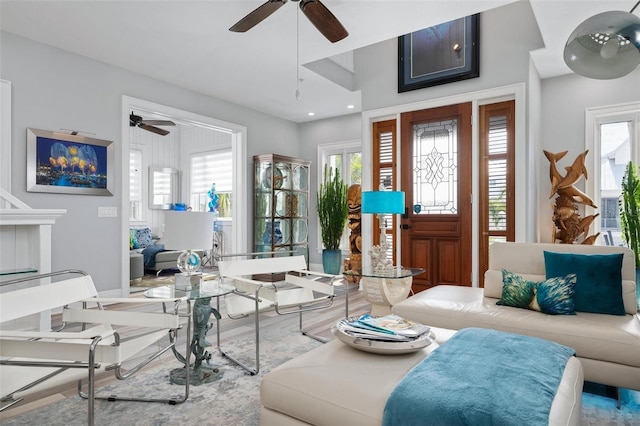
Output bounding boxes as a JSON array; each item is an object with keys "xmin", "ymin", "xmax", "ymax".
[
  {"xmin": 0, "ymin": 270, "xmax": 191, "ymax": 425},
  {"xmin": 218, "ymin": 255, "xmax": 343, "ymax": 375}
]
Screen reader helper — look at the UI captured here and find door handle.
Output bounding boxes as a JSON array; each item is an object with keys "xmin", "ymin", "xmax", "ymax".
[{"xmin": 401, "ymin": 224, "xmax": 411, "ymax": 230}]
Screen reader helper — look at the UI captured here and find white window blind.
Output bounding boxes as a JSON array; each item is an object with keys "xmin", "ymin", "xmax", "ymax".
[{"xmin": 191, "ymin": 150, "xmax": 233, "ymax": 193}]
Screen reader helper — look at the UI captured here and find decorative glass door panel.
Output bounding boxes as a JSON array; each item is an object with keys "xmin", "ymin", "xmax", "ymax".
[{"xmin": 411, "ymin": 118, "xmax": 459, "ymax": 216}]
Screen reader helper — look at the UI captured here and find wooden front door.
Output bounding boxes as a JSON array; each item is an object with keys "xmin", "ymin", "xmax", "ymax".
[{"xmin": 400, "ymin": 103, "xmax": 472, "ymax": 293}]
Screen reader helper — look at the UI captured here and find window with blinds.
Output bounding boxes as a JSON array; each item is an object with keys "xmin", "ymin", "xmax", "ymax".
[
  {"xmin": 190, "ymin": 149, "xmax": 233, "ymax": 216},
  {"xmin": 479, "ymin": 101, "xmax": 515, "ymax": 286},
  {"xmin": 129, "ymin": 149, "xmax": 143, "ymax": 221},
  {"xmin": 487, "ymin": 115, "xmax": 508, "ymax": 231},
  {"xmin": 372, "ymin": 120, "xmax": 398, "ymax": 264}
]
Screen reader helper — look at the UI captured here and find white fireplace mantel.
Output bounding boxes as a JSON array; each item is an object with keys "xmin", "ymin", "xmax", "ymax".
[{"xmin": 0, "ymin": 188, "xmax": 66, "ymax": 330}]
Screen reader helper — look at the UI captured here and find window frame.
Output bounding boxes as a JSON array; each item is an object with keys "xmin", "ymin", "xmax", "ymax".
[
  {"xmin": 585, "ymin": 102, "xmax": 640, "ymax": 240},
  {"xmin": 317, "ymin": 140, "xmax": 362, "ymax": 253},
  {"xmin": 128, "ymin": 145, "xmax": 148, "ymax": 223},
  {"xmin": 478, "ymin": 101, "xmax": 515, "ymax": 287},
  {"xmin": 188, "ymin": 147, "xmax": 233, "ymax": 216}
]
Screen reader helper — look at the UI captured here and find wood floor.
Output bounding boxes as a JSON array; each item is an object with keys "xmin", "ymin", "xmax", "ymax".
[{"xmin": 0, "ymin": 274, "xmax": 371, "ymax": 421}]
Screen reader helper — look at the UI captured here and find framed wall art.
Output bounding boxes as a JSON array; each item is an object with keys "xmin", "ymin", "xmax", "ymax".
[
  {"xmin": 398, "ymin": 14, "xmax": 479, "ymax": 93},
  {"xmin": 26, "ymin": 128, "xmax": 114, "ymax": 195}
]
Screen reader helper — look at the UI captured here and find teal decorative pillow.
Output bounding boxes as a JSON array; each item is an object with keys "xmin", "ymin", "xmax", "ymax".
[
  {"xmin": 134, "ymin": 228, "xmax": 153, "ymax": 249},
  {"xmin": 497, "ymin": 269, "xmax": 535, "ymax": 308},
  {"xmin": 531, "ymin": 274, "xmax": 576, "ymax": 315},
  {"xmin": 544, "ymin": 251, "xmax": 625, "ymax": 315}
]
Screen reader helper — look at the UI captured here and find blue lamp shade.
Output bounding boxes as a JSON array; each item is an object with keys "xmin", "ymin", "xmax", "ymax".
[{"xmin": 361, "ymin": 191, "xmax": 405, "ymax": 215}]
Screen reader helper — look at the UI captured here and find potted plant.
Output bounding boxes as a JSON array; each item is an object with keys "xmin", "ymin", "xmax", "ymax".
[
  {"xmin": 619, "ymin": 161, "xmax": 640, "ymax": 295},
  {"xmin": 317, "ymin": 165, "xmax": 348, "ymax": 274}
]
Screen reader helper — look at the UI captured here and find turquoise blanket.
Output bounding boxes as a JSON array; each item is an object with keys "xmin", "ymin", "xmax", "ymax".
[{"xmin": 382, "ymin": 328, "xmax": 576, "ymax": 426}]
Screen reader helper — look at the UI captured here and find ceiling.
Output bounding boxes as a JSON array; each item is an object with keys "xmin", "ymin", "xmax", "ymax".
[{"xmin": 0, "ymin": 1, "xmax": 637, "ymax": 123}]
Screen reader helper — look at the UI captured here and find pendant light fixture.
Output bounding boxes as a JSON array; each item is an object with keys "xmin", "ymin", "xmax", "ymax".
[
  {"xmin": 295, "ymin": 5, "xmax": 301, "ymax": 101},
  {"xmin": 563, "ymin": 1, "xmax": 640, "ymax": 79}
]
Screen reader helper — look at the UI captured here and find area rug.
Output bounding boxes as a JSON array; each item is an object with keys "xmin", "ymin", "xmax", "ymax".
[
  {"xmin": 3, "ymin": 323, "xmax": 639, "ymax": 426},
  {"xmin": 2, "ymin": 323, "xmax": 323, "ymax": 426}
]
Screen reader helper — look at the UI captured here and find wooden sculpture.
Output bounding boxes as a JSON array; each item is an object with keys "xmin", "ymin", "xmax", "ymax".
[
  {"xmin": 544, "ymin": 149, "xmax": 599, "ymax": 244},
  {"xmin": 344, "ymin": 184, "xmax": 362, "ymax": 282}
]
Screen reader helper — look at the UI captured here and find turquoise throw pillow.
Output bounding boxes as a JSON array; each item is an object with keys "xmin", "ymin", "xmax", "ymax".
[
  {"xmin": 497, "ymin": 269, "xmax": 535, "ymax": 308},
  {"xmin": 543, "ymin": 251, "xmax": 625, "ymax": 315},
  {"xmin": 532, "ymin": 274, "xmax": 576, "ymax": 315}
]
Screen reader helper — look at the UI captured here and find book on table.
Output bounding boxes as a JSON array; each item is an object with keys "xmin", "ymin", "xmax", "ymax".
[{"xmin": 343, "ymin": 314, "xmax": 430, "ymax": 342}]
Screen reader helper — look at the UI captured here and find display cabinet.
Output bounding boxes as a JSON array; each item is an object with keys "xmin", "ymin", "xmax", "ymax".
[{"xmin": 254, "ymin": 154, "xmax": 310, "ymax": 265}]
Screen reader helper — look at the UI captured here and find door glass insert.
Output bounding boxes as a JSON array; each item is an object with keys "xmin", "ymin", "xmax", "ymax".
[{"xmin": 412, "ymin": 118, "xmax": 458, "ymax": 215}]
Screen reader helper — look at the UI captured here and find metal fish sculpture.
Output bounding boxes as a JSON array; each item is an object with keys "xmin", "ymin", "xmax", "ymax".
[
  {"xmin": 544, "ymin": 150, "xmax": 568, "ymax": 198},
  {"xmin": 557, "ymin": 150, "xmax": 589, "ymax": 190}
]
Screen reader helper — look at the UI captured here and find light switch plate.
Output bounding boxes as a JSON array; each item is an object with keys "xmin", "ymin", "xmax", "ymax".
[{"xmin": 98, "ymin": 206, "xmax": 117, "ymax": 217}]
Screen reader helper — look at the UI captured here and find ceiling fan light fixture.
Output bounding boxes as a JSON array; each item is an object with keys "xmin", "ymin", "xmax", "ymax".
[{"xmin": 563, "ymin": 9, "xmax": 640, "ymax": 79}]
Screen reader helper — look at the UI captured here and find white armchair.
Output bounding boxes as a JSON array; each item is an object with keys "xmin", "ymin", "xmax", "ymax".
[
  {"xmin": 0, "ymin": 270, "xmax": 192, "ymax": 425},
  {"xmin": 218, "ymin": 255, "xmax": 344, "ymax": 375}
]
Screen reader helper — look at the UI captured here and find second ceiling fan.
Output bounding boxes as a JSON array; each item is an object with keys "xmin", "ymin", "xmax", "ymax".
[
  {"xmin": 129, "ymin": 113, "xmax": 175, "ymax": 136},
  {"xmin": 229, "ymin": 0, "xmax": 348, "ymax": 43}
]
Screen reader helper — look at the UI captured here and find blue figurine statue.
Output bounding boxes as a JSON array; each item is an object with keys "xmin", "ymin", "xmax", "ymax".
[{"xmin": 207, "ymin": 183, "xmax": 220, "ymax": 216}]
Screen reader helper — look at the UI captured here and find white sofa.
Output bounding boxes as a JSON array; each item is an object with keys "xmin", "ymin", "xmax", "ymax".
[{"xmin": 392, "ymin": 242, "xmax": 640, "ymax": 391}]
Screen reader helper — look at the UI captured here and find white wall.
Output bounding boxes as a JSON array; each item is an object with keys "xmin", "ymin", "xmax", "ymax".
[
  {"xmin": 537, "ymin": 70, "xmax": 640, "ymax": 243},
  {"xmin": 1, "ymin": 31, "xmax": 300, "ymax": 294},
  {"xmin": 355, "ymin": 1, "xmax": 544, "ymax": 113}
]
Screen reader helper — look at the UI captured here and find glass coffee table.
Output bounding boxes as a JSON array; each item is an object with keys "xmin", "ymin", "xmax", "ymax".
[
  {"xmin": 144, "ymin": 280, "xmax": 235, "ymax": 385},
  {"xmin": 343, "ymin": 267, "xmax": 425, "ymax": 316}
]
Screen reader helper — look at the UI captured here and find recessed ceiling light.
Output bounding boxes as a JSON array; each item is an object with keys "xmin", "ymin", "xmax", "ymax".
[
  {"xmin": 308, "ymin": 112, "xmax": 315, "ymax": 116},
  {"xmin": 347, "ymin": 105, "xmax": 355, "ymax": 109}
]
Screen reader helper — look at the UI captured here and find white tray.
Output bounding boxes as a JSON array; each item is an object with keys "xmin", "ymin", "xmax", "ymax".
[{"xmin": 331, "ymin": 317, "xmax": 436, "ymax": 355}]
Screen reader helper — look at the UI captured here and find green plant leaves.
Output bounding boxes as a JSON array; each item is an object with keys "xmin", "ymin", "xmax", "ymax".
[
  {"xmin": 317, "ymin": 164, "xmax": 348, "ymax": 250},
  {"xmin": 620, "ymin": 161, "xmax": 640, "ymax": 267}
]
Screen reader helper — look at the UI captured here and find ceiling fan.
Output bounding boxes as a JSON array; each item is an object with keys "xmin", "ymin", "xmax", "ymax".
[
  {"xmin": 229, "ymin": 0, "xmax": 348, "ymax": 43},
  {"xmin": 129, "ymin": 113, "xmax": 175, "ymax": 136}
]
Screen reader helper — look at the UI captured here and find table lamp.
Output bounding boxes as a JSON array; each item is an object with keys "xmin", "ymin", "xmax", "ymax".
[
  {"xmin": 361, "ymin": 189, "xmax": 405, "ymax": 272},
  {"xmin": 163, "ymin": 211, "xmax": 214, "ymax": 289}
]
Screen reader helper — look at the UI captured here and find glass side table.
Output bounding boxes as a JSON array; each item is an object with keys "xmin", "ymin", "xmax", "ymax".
[
  {"xmin": 144, "ymin": 280, "xmax": 235, "ymax": 385},
  {"xmin": 343, "ymin": 267, "xmax": 425, "ymax": 316}
]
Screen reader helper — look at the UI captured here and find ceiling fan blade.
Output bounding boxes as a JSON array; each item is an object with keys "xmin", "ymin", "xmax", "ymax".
[
  {"xmin": 141, "ymin": 120, "xmax": 175, "ymax": 126},
  {"xmin": 229, "ymin": 0, "xmax": 287, "ymax": 33},
  {"xmin": 299, "ymin": 0, "xmax": 348, "ymax": 43},
  {"xmin": 139, "ymin": 123, "xmax": 170, "ymax": 136}
]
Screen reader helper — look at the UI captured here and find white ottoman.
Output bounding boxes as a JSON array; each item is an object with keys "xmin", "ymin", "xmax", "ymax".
[{"xmin": 260, "ymin": 327, "xmax": 583, "ymax": 426}]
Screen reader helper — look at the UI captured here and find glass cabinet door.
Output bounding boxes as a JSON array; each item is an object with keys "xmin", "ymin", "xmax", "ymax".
[{"xmin": 253, "ymin": 154, "xmax": 310, "ymax": 265}]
